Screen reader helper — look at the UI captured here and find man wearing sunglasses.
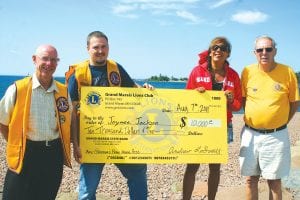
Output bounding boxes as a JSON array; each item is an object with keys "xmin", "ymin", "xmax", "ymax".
[{"xmin": 240, "ymin": 36, "xmax": 299, "ymax": 200}]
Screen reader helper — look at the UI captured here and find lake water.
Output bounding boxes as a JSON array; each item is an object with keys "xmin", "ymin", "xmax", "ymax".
[{"xmin": 0, "ymin": 75, "xmax": 186, "ymax": 98}]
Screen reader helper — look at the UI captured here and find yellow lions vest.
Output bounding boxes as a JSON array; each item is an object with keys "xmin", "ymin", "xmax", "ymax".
[
  {"xmin": 66, "ymin": 59, "xmax": 121, "ymax": 98},
  {"xmin": 7, "ymin": 77, "xmax": 71, "ymax": 173}
]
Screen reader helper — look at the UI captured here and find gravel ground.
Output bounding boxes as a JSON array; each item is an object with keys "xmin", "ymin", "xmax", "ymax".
[{"xmin": 1, "ymin": 113, "xmax": 300, "ymax": 199}]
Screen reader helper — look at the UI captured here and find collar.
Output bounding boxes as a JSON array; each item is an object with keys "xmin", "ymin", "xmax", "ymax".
[{"xmin": 32, "ymin": 73, "xmax": 58, "ymax": 93}]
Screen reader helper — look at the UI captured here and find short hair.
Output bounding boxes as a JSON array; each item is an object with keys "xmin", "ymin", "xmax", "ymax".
[
  {"xmin": 255, "ymin": 35, "xmax": 277, "ymax": 48},
  {"xmin": 87, "ymin": 31, "xmax": 108, "ymax": 46},
  {"xmin": 209, "ymin": 36, "xmax": 232, "ymax": 55}
]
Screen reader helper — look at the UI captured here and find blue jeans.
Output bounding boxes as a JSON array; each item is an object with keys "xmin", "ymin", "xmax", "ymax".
[{"xmin": 78, "ymin": 163, "xmax": 147, "ymax": 200}]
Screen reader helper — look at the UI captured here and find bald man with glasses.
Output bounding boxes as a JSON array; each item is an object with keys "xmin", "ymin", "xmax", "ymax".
[{"xmin": 0, "ymin": 44, "xmax": 72, "ymax": 200}]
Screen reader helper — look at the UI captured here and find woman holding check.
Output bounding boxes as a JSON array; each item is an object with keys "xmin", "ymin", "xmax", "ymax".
[{"xmin": 182, "ymin": 36, "xmax": 242, "ymax": 200}]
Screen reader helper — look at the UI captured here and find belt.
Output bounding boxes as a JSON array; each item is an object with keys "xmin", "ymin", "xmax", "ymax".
[
  {"xmin": 26, "ymin": 138, "xmax": 61, "ymax": 147},
  {"xmin": 245, "ymin": 124, "xmax": 287, "ymax": 134}
]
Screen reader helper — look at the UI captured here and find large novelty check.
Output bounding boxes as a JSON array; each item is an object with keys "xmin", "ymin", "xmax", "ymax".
[{"xmin": 80, "ymin": 87, "xmax": 228, "ymax": 163}]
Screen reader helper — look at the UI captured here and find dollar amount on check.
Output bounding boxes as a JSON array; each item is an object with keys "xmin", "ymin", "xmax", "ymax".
[{"xmin": 80, "ymin": 87, "xmax": 228, "ymax": 164}]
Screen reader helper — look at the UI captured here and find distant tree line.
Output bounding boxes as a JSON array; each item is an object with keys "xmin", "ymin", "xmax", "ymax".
[
  {"xmin": 148, "ymin": 74, "xmax": 187, "ymax": 82},
  {"xmin": 148, "ymin": 72, "xmax": 300, "ymax": 83}
]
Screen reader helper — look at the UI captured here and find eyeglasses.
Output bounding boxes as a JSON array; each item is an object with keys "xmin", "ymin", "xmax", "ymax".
[
  {"xmin": 37, "ymin": 55, "xmax": 60, "ymax": 63},
  {"xmin": 255, "ymin": 47, "xmax": 273, "ymax": 53},
  {"xmin": 211, "ymin": 45, "xmax": 229, "ymax": 52}
]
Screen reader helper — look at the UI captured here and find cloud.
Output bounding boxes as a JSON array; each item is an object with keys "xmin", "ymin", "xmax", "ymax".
[
  {"xmin": 231, "ymin": 10, "xmax": 269, "ymax": 24},
  {"xmin": 121, "ymin": 0, "xmax": 199, "ymax": 3},
  {"xmin": 210, "ymin": 0, "xmax": 235, "ymax": 9},
  {"xmin": 112, "ymin": 0, "xmax": 201, "ymax": 23},
  {"xmin": 9, "ymin": 49, "xmax": 20, "ymax": 55},
  {"xmin": 212, "ymin": 20, "xmax": 227, "ymax": 27},
  {"xmin": 139, "ymin": 3, "xmax": 184, "ymax": 11},
  {"xmin": 112, "ymin": 4, "xmax": 139, "ymax": 18},
  {"xmin": 113, "ymin": 4, "xmax": 137, "ymax": 14},
  {"xmin": 176, "ymin": 10, "xmax": 202, "ymax": 24}
]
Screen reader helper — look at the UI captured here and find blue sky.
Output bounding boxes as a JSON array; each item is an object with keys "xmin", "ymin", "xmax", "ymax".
[{"xmin": 0, "ymin": 0, "xmax": 299, "ymax": 79}]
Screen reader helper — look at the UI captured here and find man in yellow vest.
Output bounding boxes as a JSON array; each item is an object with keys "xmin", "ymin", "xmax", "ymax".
[
  {"xmin": 0, "ymin": 45, "xmax": 72, "ymax": 200},
  {"xmin": 67, "ymin": 31, "xmax": 147, "ymax": 200}
]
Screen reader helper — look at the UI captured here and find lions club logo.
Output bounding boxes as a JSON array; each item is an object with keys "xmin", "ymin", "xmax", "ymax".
[
  {"xmin": 274, "ymin": 83, "xmax": 282, "ymax": 91},
  {"xmin": 86, "ymin": 92, "xmax": 102, "ymax": 106},
  {"xmin": 109, "ymin": 71, "xmax": 121, "ymax": 86},
  {"xmin": 56, "ymin": 97, "xmax": 69, "ymax": 112}
]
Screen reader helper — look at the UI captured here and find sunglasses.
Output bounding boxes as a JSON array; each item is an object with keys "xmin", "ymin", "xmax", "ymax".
[
  {"xmin": 211, "ymin": 45, "xmax": 229, "ymax": 52},
  {"xmin": 255, "ymin": 47, "xmax": 273, "ymax": 53}
]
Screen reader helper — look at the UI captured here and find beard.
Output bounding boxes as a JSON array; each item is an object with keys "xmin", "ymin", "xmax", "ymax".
[{"xmin": 95, "ymin": 59, "xmax": 106, "ymax": 66}]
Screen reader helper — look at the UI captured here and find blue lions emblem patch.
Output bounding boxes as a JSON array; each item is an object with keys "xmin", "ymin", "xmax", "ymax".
[
  {"xmin": 86, "ymin": 92, "xmax": 101, "ymax": 106},
  {"xmin": 56, "ymin": 97, "xmax": 69, "ymax": 112},
  {"xmin": 109, "ymin": 71, "xmax": 121, "ymax": 86}
]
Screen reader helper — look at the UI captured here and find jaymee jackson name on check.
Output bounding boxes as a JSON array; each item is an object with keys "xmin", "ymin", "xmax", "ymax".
[{"xmin": 80, "ymin": 86, "xmax": 228, "ymax": 164}]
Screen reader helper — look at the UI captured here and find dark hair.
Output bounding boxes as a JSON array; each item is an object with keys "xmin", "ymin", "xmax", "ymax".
[
  {"xmin": 208, "ymin": 36, "xmax": 231, "ymax": 55},
  {"xmin": 87, "ymin": 31, "xmax": 108, "ymax": 46}
]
